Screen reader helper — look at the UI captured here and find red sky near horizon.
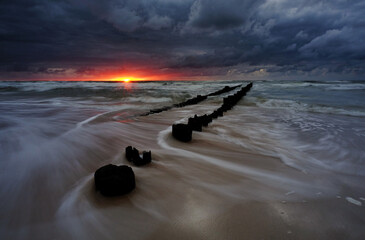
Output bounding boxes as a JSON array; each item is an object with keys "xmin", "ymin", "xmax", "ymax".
[
  {"xmin": 1, "ymin": 66, "xmax": 189, "ymax": 82},
  {"xmin": 72, "ymin": 66, "xmax": 185, "ymax": 81}
]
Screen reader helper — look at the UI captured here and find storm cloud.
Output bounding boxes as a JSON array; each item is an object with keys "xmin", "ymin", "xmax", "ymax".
[{"xmin": 0, "ymin": 0, "xmax": 364, "ymax": 80}]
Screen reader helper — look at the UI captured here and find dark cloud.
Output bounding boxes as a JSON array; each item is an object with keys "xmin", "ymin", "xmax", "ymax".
[
  {"xmin": 0, "ymin": 0, "xmax": 364, "ymax": 80},
  {"xmin": 183, "ymin": 0, "xmax": 262, "ymax": 31}
]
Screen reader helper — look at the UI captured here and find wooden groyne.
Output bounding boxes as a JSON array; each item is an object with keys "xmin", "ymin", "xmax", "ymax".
[
  {"xmin": 172, "ymin": 83, "xmax": 253, "ymax": 142},
  {"xmin": 142, "ymin": 84, "xmax": 242, "ymax": 116}
]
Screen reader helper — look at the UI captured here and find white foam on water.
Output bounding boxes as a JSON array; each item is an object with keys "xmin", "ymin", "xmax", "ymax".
[
  {"xmin": 56, "ymin": 175, "xmax": 94, "ymax": 217},
  {"xmin": 232, "ymin": 101, "xmax": 365, "ymax": 177},
  {"xmin": 327, "ymin": 83, "xmax": 365, "ymax": 91},
  {"xmin": 156, "ymin": 126, "xmax": 329, "ymax": 199},
  {"xmin": 345, "ymin": 197, "xmax": 362, "ymax": 206},
  {"xmin": 76, "ymin": 112, "xmax": 107, "ymax": 128},
  {"xmin": 124, "ymin": 96, "xmax": 172, "ymax": 103},
  {"xmin": 285, "ymin": 191, "xmax": 295, "ymax": 196},
  {"xmin": 211, "ymin": 107, "xmax": 332, "ymax": 174},
  {"xmin": 252, "ymin": 97, "xmax": 365, "ymax": 117}
]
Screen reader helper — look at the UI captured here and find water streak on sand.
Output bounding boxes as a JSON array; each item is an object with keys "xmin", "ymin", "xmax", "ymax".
[
  {"xmin": 345, "ymin": 197, "xmax": 362, "ymax": 206},
  {"xmin": 157, "ymin": 126, "xmax": 330, "ymax": 198}
]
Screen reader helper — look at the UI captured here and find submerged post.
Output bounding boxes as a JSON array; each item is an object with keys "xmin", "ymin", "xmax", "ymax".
[{"xmin": 172, "ymin": 124, "xmax": 192, "ymax": 142}]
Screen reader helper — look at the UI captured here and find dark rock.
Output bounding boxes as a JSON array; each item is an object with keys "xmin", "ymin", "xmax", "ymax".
[
  {"xmin": 94, "ymin": 164, "xmax": 135, "ymax": 196},
  {"xmin": 172, "ymin": 123, "xmax": 192, "ymax": 142}
]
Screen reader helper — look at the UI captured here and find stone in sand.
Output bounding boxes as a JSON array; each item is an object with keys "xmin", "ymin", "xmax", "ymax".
[
  {"xmin": 94, "ymin": 164, "xmax": 135, "ymax": 196},
  {"xmin": 172, "ymin": 123, "xmax": 192, "ymax": 142}
]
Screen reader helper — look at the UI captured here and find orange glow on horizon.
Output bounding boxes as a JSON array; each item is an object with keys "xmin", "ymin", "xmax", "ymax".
[
  {"xmin": 111, "ymin": 77, "xmax": 144, "ymax": 82},
  {"xmin": 5, "ymin": 68, "xmax": 185, "ymax": 81},
  {"xmin": 99, "ymin": 68, "xmax": 183, "ymax": 82}
]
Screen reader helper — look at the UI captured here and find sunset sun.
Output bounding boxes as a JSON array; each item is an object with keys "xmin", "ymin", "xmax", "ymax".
[{"xmin": 111, "ymin": 77, "xmax": 143, "ymax": 82}]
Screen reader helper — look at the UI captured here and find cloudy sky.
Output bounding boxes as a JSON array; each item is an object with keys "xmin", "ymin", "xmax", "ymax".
[{"xmin": 1, "ymin": 0, "xmax": 364, "ymax": 80}]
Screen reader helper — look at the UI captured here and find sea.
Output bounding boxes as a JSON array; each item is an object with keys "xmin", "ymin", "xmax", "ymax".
[{"xmin": 0, "ymin": 80, "xmax": 364, "ymax": 239}]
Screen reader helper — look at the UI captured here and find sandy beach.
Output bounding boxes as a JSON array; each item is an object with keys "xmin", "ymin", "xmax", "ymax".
[{"xmin": 1, "ymin": 97, "xmax": 364, "ymax": 239}]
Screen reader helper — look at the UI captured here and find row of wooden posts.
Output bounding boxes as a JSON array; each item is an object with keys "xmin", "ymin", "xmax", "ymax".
[
  {"xmin": 141, "ymin": 84, "xmax": 241, "ymax": 116},
  {"xmin": 94, "ymin": 83, "xmax": 253, "ymax": 196},
  {"xmin": 172, "ymin": 82, "xmax": 253, "ymax": 142}
]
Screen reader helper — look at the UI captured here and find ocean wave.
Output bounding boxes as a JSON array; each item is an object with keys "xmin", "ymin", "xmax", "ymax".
[
  {"xmin": 214, "ymin": 106, "xmax": 365, "ymax": 176},
  {"xmin": 0, "ymin": 81, "xmax": 210, "ymax": 101},
  {"xmin": 156, "ymin": 125, "xmax": 322, "ymax": 196},
  {"xmin": 0, "ymin": 86, "xmax": 19, "ymax": 92},
  {"xmin": 326, "ymin": 83, "xmax": 365, "ymax": 91},
  {"xmin": 249, "ymin": 97, "xmax": 365, "ymax": 117},
  {"xmin": 38, "ymin": 87, "xmax": 130, "ymax": 98},
  {"xmin": 254, "ymin": 81, "xmax": 365, "ymax": 92},
  {"xmin": 272, "ymin": 82, "xmax": 314, "ymax": 88},
  {"xmin": 124, "ymin": 96, "xmax": 172, "ymax": 103},
  {"xmin": 0, "ymin": 85, "xmax": 131, "ymax": 98}
]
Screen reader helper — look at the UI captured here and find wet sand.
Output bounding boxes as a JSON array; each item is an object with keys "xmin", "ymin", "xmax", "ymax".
[{"xmin": 1, "ymin": 103, "xmax": 365, "ymax": 239}]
